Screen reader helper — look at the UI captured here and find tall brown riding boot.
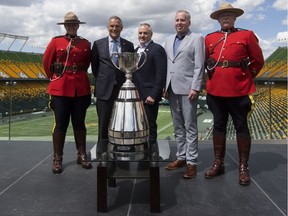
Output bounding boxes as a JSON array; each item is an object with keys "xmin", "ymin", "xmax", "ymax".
[
  {"xmin": 237, "ymin": 135, "xmax": 251, "ymax": 186},
  {"xmin": 74, "ymin": 130, "xmax": 92, "ymax": 169},
  {"xmin": 205, "ymin": 134, "xmax": 226, "ymax": 179},
  {"xmin": 52, "ymin": 131, "xmax": 66, "ymax": 174}
]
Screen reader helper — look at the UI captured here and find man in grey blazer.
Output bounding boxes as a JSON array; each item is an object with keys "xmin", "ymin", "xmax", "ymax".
[
  {"xmin": 164, "ymin": 10, "xmax": 205, "ymax": 179},
  {"xmin": 91, "ymin": 16, "xmax": 134, "ymax": 147}
]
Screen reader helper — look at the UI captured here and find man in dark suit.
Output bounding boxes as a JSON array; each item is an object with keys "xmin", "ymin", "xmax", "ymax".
[
  {"xmin": 91, "ymin": 16, "xmax": 134, "ymax": 146},
  {"xmin": 133, "ymin": 23, "xmax": 167, "ymax": 144}
]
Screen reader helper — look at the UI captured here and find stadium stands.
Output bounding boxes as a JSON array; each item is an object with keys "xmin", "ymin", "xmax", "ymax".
[
  {"xmin": 202, "ymin": 82, "xmax": 287, "ymax": 140},
  {"xmin": 257, "ymin": 46, "xmax": 287, "ymax": 79},
  {"xmin": 0, "ymin": 45, "xmax": 287, "ymax": 140},
  {"xmin": 251, "ymin": 84, "xmax": 287, "ymax": 139},
  {"xmin": 0, "ymin": 49, "xmax": 48, "ymax": 115},
  {"xmin": 0, "ymin": 81, "xmax": 48, "ymax": 115},
  {"xmin": 0, "ymin": 50, "xmax": 46, "ymax": 79}
]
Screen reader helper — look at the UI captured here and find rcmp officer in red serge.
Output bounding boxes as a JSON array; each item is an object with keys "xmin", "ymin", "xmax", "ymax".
[
  {"xmin": 204, "ymin": 3, "xmax": 264, "ymax": 185},
  {"xmin": 43, "ymin": 11, "xmax": 92, "ymax": 174}
]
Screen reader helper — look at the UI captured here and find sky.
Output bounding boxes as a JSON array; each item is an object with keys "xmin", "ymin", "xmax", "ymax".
[{"xmin": 0, "ymin": 0, "xmax": 287, "ymax": 60}]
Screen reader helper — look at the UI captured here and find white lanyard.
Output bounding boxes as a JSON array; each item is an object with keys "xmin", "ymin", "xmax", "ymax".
[
  {"xmin": 50, "ymin": 38, "xmax": 72, "ymax": 82},
  {"xmin": 207, "ymin": 32, "xmax": 228, "ymax": 71}
]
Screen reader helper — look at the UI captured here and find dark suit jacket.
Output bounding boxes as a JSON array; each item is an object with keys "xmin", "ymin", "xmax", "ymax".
[
  {"xmin": 91, "ymin": 37, "xmax": 134, "ymax": 100},
  {"xmin": 133, "ymin": 41, "xmax": 167, "ymax": 102}
]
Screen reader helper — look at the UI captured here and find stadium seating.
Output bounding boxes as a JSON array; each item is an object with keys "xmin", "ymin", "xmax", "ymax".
[
  {"xmin": 257, "ymin": 46, "xmax": 287, "ymax": 78},
  {"xmin": 0, "ymin": 81, "xmax": 48, "ymax": 115},
  {"xmin": 0, "ymin": 50, "xmax": 46, "ymax": 79},
  {"xmin": 206, "ymin": 84, "xmax": 287, "ymax": 140},
  {"xmin": 0, "ymin": 46, "xmax": 287, "ymax": 140}
]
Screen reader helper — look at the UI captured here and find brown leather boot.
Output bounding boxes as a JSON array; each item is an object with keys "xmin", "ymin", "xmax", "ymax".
[
  {"xmin": 52, "ymin": 156, "xmax": 63, "ymax": 174},
  {"xmin": 205, "ymin": 134, "xmax": 226, "ymax": 179},
  {"xmin": 237, "ymin": 135, "xmax": 251, "ymax": 186},
  {"xmin": 52, "ymin": 131, "xmax": 65, "ymax": 174},
  {"xmin": 74, "ymin": 130, "xmax": 92, "ymax": 169},
  {"xmin": 239, "ymin": 163, "xmax": 250, "ymax": 186}
]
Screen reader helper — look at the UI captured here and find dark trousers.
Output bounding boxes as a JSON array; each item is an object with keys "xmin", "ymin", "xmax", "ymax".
[
  {"xmin": 96, "ymin": 86, "xmax": 119, "ymax": 144},
  {"xmin": 96, "ymin": 98, "xmax": 114, "ymax": 144},
  {"xmin": 206, "ymin": 94, "xmax": 253, "ymax": 137},
  {"xmin": 49, "ymin": 94, "xmax": 91, "ymax": 133},
  {"xmin": 144, "ymin": 103, "xmax": 159, "ymax": 143}
]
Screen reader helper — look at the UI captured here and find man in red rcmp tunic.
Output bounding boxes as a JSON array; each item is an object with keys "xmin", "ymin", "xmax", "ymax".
[
  {"xmin": 204, "ymin": 3, "xmax": 264, "ymax": 185},
  {"xmin": 43, "ymin": 11, "xmax": 92, "ymax": 174}
]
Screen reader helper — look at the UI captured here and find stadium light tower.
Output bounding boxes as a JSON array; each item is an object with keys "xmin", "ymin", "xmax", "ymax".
[{"xmin": 5, "ymin": 80, "xmax": 17, "ymax": 141}]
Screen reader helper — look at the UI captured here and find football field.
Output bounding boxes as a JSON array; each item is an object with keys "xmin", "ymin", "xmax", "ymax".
[{"xmin": 0, "ymin": 105, "xmax": 179, "ymax": 141}]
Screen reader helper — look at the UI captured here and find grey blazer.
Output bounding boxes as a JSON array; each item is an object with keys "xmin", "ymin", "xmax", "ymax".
[{"xmin": 164, "ymin": 30, "xmax": 205, "ymax": 94}]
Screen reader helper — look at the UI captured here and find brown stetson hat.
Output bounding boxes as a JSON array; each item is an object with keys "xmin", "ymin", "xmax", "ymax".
[
  {"xmin": 210, "ymin": 2, "xmax": 244, "ymax": 20},
  {"xmin": 57, "ymin": 11, "xmax": 86, "ymax": 25}
]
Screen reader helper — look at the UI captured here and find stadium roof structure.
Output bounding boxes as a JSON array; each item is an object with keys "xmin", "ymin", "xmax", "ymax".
[{"xmin": 0, "ymin": 33, "xmax": 29, "ymax": 52}]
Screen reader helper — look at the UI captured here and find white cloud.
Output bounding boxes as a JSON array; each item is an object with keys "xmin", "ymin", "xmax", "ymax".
[
  {"xmin": 255, "ymin": 13, "xmax": 266, "ymax": 21},
  {"xmin": 0, "ymin": 0, "xmax": 35, "ymax": 6},
  {"xmin": 0, "ymin": 0, "xmax": 285, "ymax": 59},
  {"xmin": 233, "ymin": 0, "xmax": 265, "ymax": 14},
  {"xmin": 282, "ymin": 18, "xmax": 288, "ymax": 26},
  {"xmin": 272, "ymin": 0, "xmax": 288, "ymax": 10},
  {"xmin": 0, "ymin": 0, "xmax": 217, "ymax": 51},
  {"xmin": 256, "ymin": 34, "xmax": 276, "ymax": 59},
  {"xmin": 276, "ymin": 31, "xmax": 288, "ymax": 42}
]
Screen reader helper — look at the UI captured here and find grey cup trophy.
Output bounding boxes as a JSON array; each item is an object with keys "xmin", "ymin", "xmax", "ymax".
[{"xmin": 108, "ymin": 52, "xmax": 149, "ymax": 160}]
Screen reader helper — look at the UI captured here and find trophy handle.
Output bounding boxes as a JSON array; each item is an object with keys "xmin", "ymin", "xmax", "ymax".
[
  {"xmin": 111, "ymin": 52, "xmax": 120, "ymax": 70},
  {"xmin": 137, "ymin": 52, "xmax": 147, "ymax": 70}
]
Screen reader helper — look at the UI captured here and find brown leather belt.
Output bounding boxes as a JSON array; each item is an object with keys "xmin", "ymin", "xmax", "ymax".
[
  {"xmin": 65, "ymin": 65, "xmax": 87, "ymax": 72},
  {"xmin": 216, "ymin": 60, "xmax": 241, "ymax": 68}
]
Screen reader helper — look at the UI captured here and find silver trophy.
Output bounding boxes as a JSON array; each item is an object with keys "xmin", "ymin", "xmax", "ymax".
[{"xmin": 108, "ymin": 52, "xmax": 148, "ymax": 160}]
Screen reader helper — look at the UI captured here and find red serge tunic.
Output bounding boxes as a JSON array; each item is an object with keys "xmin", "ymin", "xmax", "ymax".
[
  {"xmin": 43, "ymin": 35, "xmax": 91, "ymax": 97},
  {"xmin": 205, "ymin": 29, "xmax": 264, "ymax": 97}
]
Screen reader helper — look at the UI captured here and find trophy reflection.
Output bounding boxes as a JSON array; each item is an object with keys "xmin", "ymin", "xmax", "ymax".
[{"xmin": 108, "ymin": 52, "xmax": 148, "ymax": 160}]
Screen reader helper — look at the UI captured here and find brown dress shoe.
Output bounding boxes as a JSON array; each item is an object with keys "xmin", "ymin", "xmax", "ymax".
[
  {"xmin": 165, "ymin": 160, "xmax": 186, "ymax": 170},
  {"xmin": 183, "ymin": 164, "xmax": 197, "ymax": 179},
  {"xmin": 77, "ymin": 154, "xmax": 92, "ymax": 169}
]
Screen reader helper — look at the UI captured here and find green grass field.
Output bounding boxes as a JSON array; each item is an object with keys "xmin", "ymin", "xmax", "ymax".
[{"xmin": 0, "ymin": 105, "xmax": 175, "ymax": 141}]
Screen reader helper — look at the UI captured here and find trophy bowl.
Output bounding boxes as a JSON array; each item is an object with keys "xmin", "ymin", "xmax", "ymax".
[{"xmin": 111, "ymin": 52, "xmax": 146, "ymax": 86}]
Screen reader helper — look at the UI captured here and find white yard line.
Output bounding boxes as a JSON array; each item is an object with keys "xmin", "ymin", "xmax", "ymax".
[{"xmin": 157, "ymin": 122, "xmax": 173, "ymax": 134}]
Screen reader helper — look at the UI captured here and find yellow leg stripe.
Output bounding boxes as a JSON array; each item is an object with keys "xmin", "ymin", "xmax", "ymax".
[
  {"xmin": 248, "ymin": 94, "xmax": 255, "ymax": 119},
  {"xmin": 48, "ymin": 95, "xmax": 56, "ymax": 133}
]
